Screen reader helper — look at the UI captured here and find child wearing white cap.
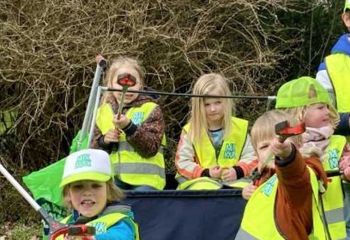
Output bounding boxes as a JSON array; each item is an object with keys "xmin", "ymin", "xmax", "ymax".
[{"xmin": 58, "ymin": 149, "xmax": 139, "ymax": 240}]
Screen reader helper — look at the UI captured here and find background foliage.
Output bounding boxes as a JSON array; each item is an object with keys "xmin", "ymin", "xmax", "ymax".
[{"xmin": 0, "ymin": 0, "xmax": 346, "ymax": 227}]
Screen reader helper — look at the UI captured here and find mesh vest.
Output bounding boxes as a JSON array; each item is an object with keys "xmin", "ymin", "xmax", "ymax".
[
  {"xmin": 321, "ymin": 135, "xmax": 347, "ymax": 239},
  {"xmin": 177, "ymin": 117, "xmax": 249, "ymax": 190},
  {"xmin": 96, "ymin": 102, "xmax": 166, "ymax": 190},
  {"xmin": 58, "ymin": 206, "xmax": 139, "ymax": 240},
  {"xmin": 235, "ymin": 168, "xmax": 327, "ymax": 240},
  {"xmin": 325, "ymin": 53, "xmax": 350, "ymax": 113}
]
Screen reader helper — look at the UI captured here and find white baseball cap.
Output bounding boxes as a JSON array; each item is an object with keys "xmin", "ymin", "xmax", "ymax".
[{"xmin": 60, "ymin": 149, "xmax": 112, "ymax": 187}]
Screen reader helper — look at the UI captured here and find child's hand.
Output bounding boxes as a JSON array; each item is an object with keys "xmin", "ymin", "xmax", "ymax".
[
  {"xmin": 103, "ymin": 129, "xmax": 121, "ymax": 144},
  {"xmin": 95, "ymin": 54, "xmax": 104, "ymax": 64},
  {"xmin": 340, "ymin": 155, "xmax": 350, "ymax": 181},
  {"xmin": 270, "ymin": 138, "xmax": 293, "ymax": 159},
  {"xmin": 221, "ymin": 167, "xmax": 237, "ymax": 182},
  {"xmin": 242, "ymin": 182, "xmax": 257, "ymax": 200},
  {"xmin": 209, "ymin": 166, "xmax": 222, "ymax": 179},
  {"xmin": 113, "ymin": 114, "xmax": 131, "ymax": 129}
]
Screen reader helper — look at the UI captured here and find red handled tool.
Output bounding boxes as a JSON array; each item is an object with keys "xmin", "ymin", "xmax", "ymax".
[{"xmin": 116, "ymin": 73, "xmax": 137, "ymax": 119}]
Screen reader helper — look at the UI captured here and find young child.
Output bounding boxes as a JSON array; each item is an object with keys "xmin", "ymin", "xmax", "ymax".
[
  {"xmin": 92, "ymin": 55, "xmax": 166, "ymax": 191},
  {"xmin": 59, "ymin": 148, "xmax": 138, "ymax": 240},
  {"xmin": 275, "ymin": 76, "xmax": 350, "ymax": 239},
  {"xmin": 316, "ymin": 0, "xmax": 350, "ymax": 138},
  {"xmin": 316, "ymin": 1, "xmax": 350, "ymax": 236},
  {"xmin": 175, "ymin": 73, "xmax": 256, "ymax": 190},
  {"xmin": 236, "ymin": 110, "xmax": 328, "ymax": 239}
]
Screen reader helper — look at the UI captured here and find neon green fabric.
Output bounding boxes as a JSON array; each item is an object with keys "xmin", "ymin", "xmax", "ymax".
[
  {"xmin": 96, "ymin": 103, "xmax": 115, "ymax": 134},
  {"xmin": 58, "ymin": 212, "xmax": 139, "ymax": 240},
  {"xmin": 322, "ymin": 135, "xmax": 347, "ymax": 239},
  {"xmin": 345, "ymin": 0, "xmax": 350, "ymax": 12},
  {"xmin": 275, "ymin": 76, "xmax": 332, "ymax": 108},
  {"xmin": 325, "ymin": 53, "xmax": 350, "ymax": 113},
  {"xmin": 177, "ymin": 117, "xmax": 248, "ymax": 190},
  {"xmin": 183, "ymin": 117, "xmax": 248, "ymax": 168},
  {"xmin": 96, "ymin": 102, "xmax": 166, "ymax": 190},
  {"xmin": 23, "ymin": 158, "xmax": 66, "ymax": 206},
  {"xmin": 235, "ymin": 169, "xmax": 327, "ymax": 239}
]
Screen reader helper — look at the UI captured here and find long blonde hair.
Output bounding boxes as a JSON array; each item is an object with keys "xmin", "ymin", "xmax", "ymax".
[
  {"xmin": 102, "ymin": 56, "xmax": 145, "ymax": 103},
  {"xmin": 188, "ymin": 73, "xmax": 234, "ymax": 142}
]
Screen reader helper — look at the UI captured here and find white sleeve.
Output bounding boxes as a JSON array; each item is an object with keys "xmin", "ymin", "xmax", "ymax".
[
  {"xmin": 316, "ymin": 69, "xmax": 336, "ymax": 104},
  {"xmin": 239, "ymin": 135, "xmax": 256, "ymax": 163}
]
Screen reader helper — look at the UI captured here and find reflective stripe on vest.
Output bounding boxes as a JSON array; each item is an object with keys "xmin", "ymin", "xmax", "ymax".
[
  {"xmin": 96, "ymin": 102, "xmax": 166, "ymax": 190},
  {"xmin": 118, "ymin": 141, "xmax": 164, "ymax": 154},
  {"xmin": 59, "ymin": 210, "xmax": 139, "ymax": 239},
  {"xmin": 325, "ymin": 53, "xmax": 350, "ymax": 112},
  {"xmin": 322, "ymin": 135, "xmax": 347, "ymax": 239},
  {"xmin": 183, "ymin": 117, "xmax": 248, "ymax": 168},
  {"xmin": 235, "ymin": 169, "xmax": 327, "ymax": 239}
]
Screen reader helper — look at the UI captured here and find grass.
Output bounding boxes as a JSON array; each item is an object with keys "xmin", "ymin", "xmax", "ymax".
[{"xmin": 0, "ymin": 222, "xmax": 41, "ymax": 240}]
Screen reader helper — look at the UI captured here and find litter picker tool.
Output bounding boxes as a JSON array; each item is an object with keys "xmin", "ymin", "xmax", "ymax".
[
  {"xmin": 77, "ymin": 56, "xmax": 107, "ymax": 150},
  {"xmin": 251, "ymin": 121, "xmax": 306, "ymax": 184},
  {"xmin": 0, "ymin": 163, "xmax": 95, "ymax": 239},
  {"xmin": 116, "ymin": 73, "xmax": 137, "ymax": 119}
]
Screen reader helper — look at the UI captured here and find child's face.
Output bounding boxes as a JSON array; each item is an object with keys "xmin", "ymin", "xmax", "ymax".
[
  {"xmin": 67, "ymin": 180, "xmax": 107, "ymax": 218},
  {"xmin": 204, "ymin": 97, "xmax": 225, "ymax": 128},
  {"xmin": 256, "ymin": 139, "xmax": 275, "ymax": 170},
  {"xmin": 303, "ymin": 103, "xmax": 330, "ymax": 128},
  {"xmin": 110, "ymin": 64, "xmax": 142, "ymax": 104}
]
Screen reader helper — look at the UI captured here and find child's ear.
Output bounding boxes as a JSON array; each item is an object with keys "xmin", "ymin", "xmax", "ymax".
[{"xmin": 342, "ymin": 12, "xmax": 350, "ymax": 30}]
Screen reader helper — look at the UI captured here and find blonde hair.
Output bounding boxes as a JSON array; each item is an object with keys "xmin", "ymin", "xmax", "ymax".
[
  {"xmin": 102, "ymin": 56, "xmax": 145, "ymax": 102},
  {"xmin": 188, "ymin": 73, "xmax": 234, "ymax": 142},
  {"xmin": 282, "ymin": 105, "xmax": 339, "ymax": 129},
  {"xmin": 62, "ymin": 179, "xmax": 124, "ymax": 211},
  {"xmin": 250, "ymin": 110, "xmax": 302, "ymax": 153}
]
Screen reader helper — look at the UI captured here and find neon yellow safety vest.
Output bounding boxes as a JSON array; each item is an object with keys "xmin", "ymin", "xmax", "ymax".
[
  {"xmin": 177, "ymin": 117, "xmax": 249, "ymax": 190},
  {"xmin": 235, "ymin": 168, "xmax": 327, "ymax": 240},
  {"xmin": 325, "ymin": 53, "xmax": 350, "ymax": 113},
  {"xmin": 96, "ymin": 102, "xmax": 166, "ymax": 190},
  {"xmin": 321, "ymin": 135, "xmax": 347, "ymax": 239},
  {"xmin": 57, "ymin": 212, "xmax": 139, "ymax": 240}
]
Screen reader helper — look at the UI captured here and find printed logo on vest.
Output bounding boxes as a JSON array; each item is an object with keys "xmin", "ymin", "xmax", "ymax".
[
  {"xmin": 261, "ymin": 175, "xmax": 277, "ymax": 197},
  {"xmin": 75, "ymin": 154, "xmax": 92, "ymax": 169},
  {"xmin": 224, "ymin": 143, "xmax": 236, "ymax": 159},
  {"xmin": 327, "ymin": 149, "xmax": 339, "ymax": 169},
  {"xmin": 91, "ymin": 222, "xmax": 107, "ymax": 233},
  {"xmin": 132, "ymin": 112, "xmax": 144, "ymax": 125}
]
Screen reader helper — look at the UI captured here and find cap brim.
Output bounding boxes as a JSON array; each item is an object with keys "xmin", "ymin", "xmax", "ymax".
[{"xmin": 60, "ymin": 172, "xmax": 111, "ymax": 187}]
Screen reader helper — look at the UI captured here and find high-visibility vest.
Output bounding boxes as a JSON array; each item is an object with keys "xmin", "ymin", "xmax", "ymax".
[
  {"xmin": 235, "ymin": 168, "xmax": 327, "ymax": 240},
  {"xmin": 177, "ymin": 117, "xmax": 249, "ymax": 190},
  {"xmin": 321, "ymin": 135, "xmax": 347, "ymax": 239},
  {"xmin": 325, "ymin": 53, "xmax": 350, "ymax": 113},
  {"xmin": 96, "ymin": 102, "xmax": 166, "ymax": 190},
  {"xmin": 57, "ymin": 206, "xmax": 139, "ymax": 239}
]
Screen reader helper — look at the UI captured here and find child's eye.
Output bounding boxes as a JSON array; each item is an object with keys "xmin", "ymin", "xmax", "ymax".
[
  {"xmin": 259, "ymin": 144, "xmax": 269, "ymax": 150},
  {"xmin": 71, "ymin": 184, "xmax": 84, "ymax": 190},
  {"xmin": 92, "ymin": 183, "xmax": 103, "ymax": 188}
]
